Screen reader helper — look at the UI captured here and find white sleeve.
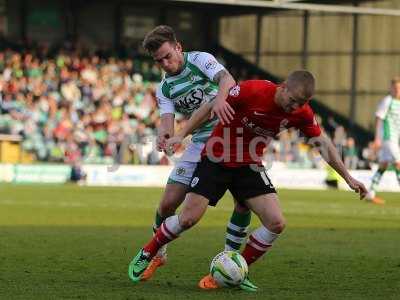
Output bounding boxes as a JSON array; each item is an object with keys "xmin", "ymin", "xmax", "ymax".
[
  {"xmin": 156, "ymin": 85, "xmax": 175, "ymax": 115},
  {"xmin": 375, "ymin": 96, "xmax": 391, "ymax": 119},
  {"xmin": 190, "ymin": 52, "xmax": 226, "ymax": 81}
]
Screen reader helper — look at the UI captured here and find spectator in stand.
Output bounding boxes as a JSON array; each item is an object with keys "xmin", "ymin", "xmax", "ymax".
[
  {"xmin": 361, "ymin": 141, "xmax": 377, "ymax": 169},
  {"xmin": 344, "ymin": 137, "xmax": 358, "ymax": 170}
]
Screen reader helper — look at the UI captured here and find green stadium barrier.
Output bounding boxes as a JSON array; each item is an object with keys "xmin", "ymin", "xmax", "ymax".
[{"xmin": 0, "ymin": 164, "xmax": 71, "ymax": 183}]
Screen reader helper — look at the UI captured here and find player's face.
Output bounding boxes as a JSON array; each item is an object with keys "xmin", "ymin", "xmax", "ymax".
[
  {"xmin": 152, "ymin": 42, "xmax": 184, "ymax": 75},
  {"xmin": 280, "ymin": 87, "xmax": 309, "ymax": 113},
  {"xmin": 391, "ymin": 82, "xmax": 400, "ymax": 99}
]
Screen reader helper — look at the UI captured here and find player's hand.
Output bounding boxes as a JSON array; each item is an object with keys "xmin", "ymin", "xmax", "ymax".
[
  {"xmin": 210, "ymin": 99, "xmax": 235, "ymax": 125},
  {"xmin": 156, "ymin": 134, "xmax": 170, "ymax": 152},
  {"xmin": 165, "ymin": 135, "xmax": 184, "ymax": 155},
  {"xmin": 373, "ymin": 138, "xmax": 382, "ymax": 150},
  {"xmin": 346, "ymin": 177, "xmax": 368, "ymax": 200}
]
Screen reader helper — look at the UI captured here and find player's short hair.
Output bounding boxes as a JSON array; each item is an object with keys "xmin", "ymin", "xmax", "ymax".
[
  {"xmin": 391, "ymin": 76, "xmax": 400, "ymax": 85},
  {"xmin": 286, "ymin": 70, "xmax": 315, "ymax": 102},
  {"xmin": 142, "ymin": 25, "xmax": 177, "ymax": 54}
]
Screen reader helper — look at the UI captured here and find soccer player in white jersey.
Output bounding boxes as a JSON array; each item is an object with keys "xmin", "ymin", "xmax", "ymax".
[
  {"xmin": 128, "ymin": 25, "xmax": 252, "ymax": 287},
  {"xmin": 366, "ymin": 77, "xmax": 400, "ymax": 204}
]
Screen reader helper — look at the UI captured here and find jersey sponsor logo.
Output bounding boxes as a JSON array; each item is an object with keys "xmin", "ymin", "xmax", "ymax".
[
  {"xmin": 189, "ymin": 74, "xmax": 203, "ymax": 83},
  {"xmin": 205, "ymin": 59, "xmax": 218, "ymax": 70},
  {"xmin": 175, "ymin": 88, "xmax": 204, "ymax": 112},
  {"xmin": 229, "ymin": 85, "xmax": 240, "ymax": 97},
  {"xmin": 191, "ymin": 177, "xmax": 199, "ymax": 187},
  {"xmin": 241, "ymin": 116, "xmax": 275, "ymax": 138}
]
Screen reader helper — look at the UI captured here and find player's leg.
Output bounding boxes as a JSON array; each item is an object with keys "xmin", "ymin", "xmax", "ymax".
[
  {"xmin": 367, "ymin": 142, "xmax": 396, "ymax": 204},
  {"xmin": 227, "ymin": 166, "xmax": 282, "ymax": 266},
  {"xmin": 393, "ymin": 143, "xmax": 400, "ymax": 187},
  {"xmin": 223, "ymin": 193, "xmax": 284, "ymax": 293},
  {"xmin": 151, "ymin": 143, "xmax": 204, "ymax": 236},
  {"xmin": 199, "ymin": 201, "xmax": 251, "ymax": 290},
  {"xmin": 129, "ymin": 157, "xmax": 229, "ymax": 283},
  {"xmin": 152, "ymin": 162, "xmax": 195, "ymax": 238},
  {"xmin": 395, "ymin": 161, "xmax": 400, "ymax": 186},
  {"xmin": 367, "ymin": 162, "xmax": 387, "ymax": 202},
  {"xmin": 141, "ymin": 182, "xmax": 188, "ymax": 280},
  {"xmin": 142, "ymin": 151, "xmax": 199, "ymax": 280},
  {"xmin": 225, "ymin": 201, "xmax": 251, "ymax": 252},
  {"xmin": 228, "ymin": 167, "xmax": 280, "ymax": 292},
  {"xmin": 129, "ymin": 192, "xmax": 209, "ymax": 282},
  {"xmin": 241, "ymin": 193, "xmax": 285, "ymax": 266}
]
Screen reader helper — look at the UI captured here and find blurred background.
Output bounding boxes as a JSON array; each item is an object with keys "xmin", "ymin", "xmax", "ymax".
[{"xmin": 0, "ymin": 0, "xmax": 399, "ymax": 189}]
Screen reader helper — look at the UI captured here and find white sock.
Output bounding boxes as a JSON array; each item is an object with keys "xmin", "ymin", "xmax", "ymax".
[
  {"xmin": 164, "ymin": 215, "xmax": 184, "ymax": 236},
  {"xmin": 248, "ymin": 226, "xmax": 280, "ymax": 250},
  {"xmin": 154, "ymin": 215, "xmax": 184, "ymax": 258}
]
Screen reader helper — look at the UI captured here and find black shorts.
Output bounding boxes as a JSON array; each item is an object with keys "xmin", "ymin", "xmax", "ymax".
[{"xmin": 189, "ymin": 157, "xmax": 276, "ymax": 206}]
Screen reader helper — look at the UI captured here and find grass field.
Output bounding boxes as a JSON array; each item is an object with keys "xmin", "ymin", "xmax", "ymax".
[{"xmin": 1, "ymin": 184, "xmax": 399, "ymax": 300}]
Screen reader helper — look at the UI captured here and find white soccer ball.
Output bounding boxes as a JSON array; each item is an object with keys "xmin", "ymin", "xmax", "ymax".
[
  {"xmin": 210, "ymin": 251, "xmax": 248, "ymax": 287},
  {"xmin": 365, "ymin": 190, "xmax": 376, "ymax": 201}
]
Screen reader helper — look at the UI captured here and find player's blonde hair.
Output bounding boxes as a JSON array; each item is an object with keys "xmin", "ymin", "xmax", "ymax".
[
  {"xmin": 287, "ymin": 70, "xmax": 315, "ymax": 102},
  {"xmin": 142, "ymin": 25, "xmax": 177, "ymax": 54}
]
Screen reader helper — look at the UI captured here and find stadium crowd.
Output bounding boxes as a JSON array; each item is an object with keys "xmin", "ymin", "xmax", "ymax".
[{"xmin": 0, "ymin": 43, "xmax": 375, "ymax": 169}]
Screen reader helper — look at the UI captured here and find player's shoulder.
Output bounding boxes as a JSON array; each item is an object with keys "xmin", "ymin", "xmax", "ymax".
[
  {"xmin": 238, "ymin": 80, "xmax": 277, "ymax": 99},
  {"xmin": 156, "ymin": 78, "xmax": 171, "ymax": 99},
  {"xmin": 187, "ymin": 51, "xmax": 223, "ymax": 73},
  {"xmin": 380, "ymin": 95, "xmax": 392, "ymax": 105},
  {"xmin": 376, "ymin": 95, "xmax": 392, "ymax": 111},
  {"xmin": 187, "ymin": 51, "xmax": 214, "ymax": 64},
  {"xmin": 239, "ymin": 79, "xmax": 276, "ymax": 90}
]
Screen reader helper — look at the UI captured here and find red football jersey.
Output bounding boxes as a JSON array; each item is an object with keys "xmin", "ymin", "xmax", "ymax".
[{"xmin": 202, "ymin": 80, "xmax": 321, "ymax": 167}]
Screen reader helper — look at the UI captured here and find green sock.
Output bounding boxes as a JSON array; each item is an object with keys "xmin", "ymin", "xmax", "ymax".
[
  {"xmin": 225, "ymin": 209, "xmax": 251, "ymax": 251},
  {"xmin": 370, "ymin": 168, "xmax": 385, "ymax": 192}
]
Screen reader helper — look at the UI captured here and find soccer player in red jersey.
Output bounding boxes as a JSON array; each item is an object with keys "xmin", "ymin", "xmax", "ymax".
[{"xmin": 128, "ymin": 70, "xmax": 368, "ymax": 291}]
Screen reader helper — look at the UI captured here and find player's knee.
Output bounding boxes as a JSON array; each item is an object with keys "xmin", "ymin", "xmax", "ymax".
[
  {"xmin": 179, "ymin": 213, "xmax": 200, "ymax": 229},
  {"xmin": 234, "ymin": 201, "xmax": 250, "ymax": 214},
  {"xmin": 269, "ymin": 217, "xmax": 286, "ymax": 234}
]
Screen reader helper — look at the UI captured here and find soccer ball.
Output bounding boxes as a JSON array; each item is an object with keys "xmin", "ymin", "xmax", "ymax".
[
  {"xmin": 210, "ymin": 251, "xmax": 248, "ymax": 287},
  {"xmin": 365, "ymin": 190, "xmax": 375, "ymax": 201}
]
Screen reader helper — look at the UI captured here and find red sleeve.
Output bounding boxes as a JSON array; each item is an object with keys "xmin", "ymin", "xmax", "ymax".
[{"xmin": 298, "ymin": 106, "xmax": 322, "ymax": 138}]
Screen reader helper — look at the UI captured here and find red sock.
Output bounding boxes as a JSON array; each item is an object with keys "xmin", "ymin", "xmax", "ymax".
[
  {"xmin": 143, "ymin": 223, "xmax": 178, "ymax": 257},
  {"xmin": 241, "ymin": 235, "xmax": 271, "ymax": 266}
]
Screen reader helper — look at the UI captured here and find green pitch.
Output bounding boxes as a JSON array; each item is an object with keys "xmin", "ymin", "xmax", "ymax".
[{"xmin": 1, "ymin": 184, "xmax": 399, "ymax": 300}]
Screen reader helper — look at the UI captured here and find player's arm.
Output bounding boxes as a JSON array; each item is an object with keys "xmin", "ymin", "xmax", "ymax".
[
  {"xmin": 374, "ymin": 96, "xmax": 390, "ymax": 149},
  {"xmin": 194, "ymin": 52, "xmax": 236, "ymax": 125},
  {"xmin": 374, "ymin": 117, "xmax": 384, "ymax": 149},
  {"xmin": 166, "ymin": 102, "xmax": 213, "ymax": 148},
  {"xmin": 308, "ymin": 133, "xmax": 367, "ymax": 199},
  {"xmin": 157, "ymin": 113, "xmax": 174, "ymax": 151},
  {"xmin": 211, "ymin": 69, "xmax": 236, "ymax": 125},
  {"xmin": 156, "ymin": 86, "xmax": 175, "ymax": 151}
]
